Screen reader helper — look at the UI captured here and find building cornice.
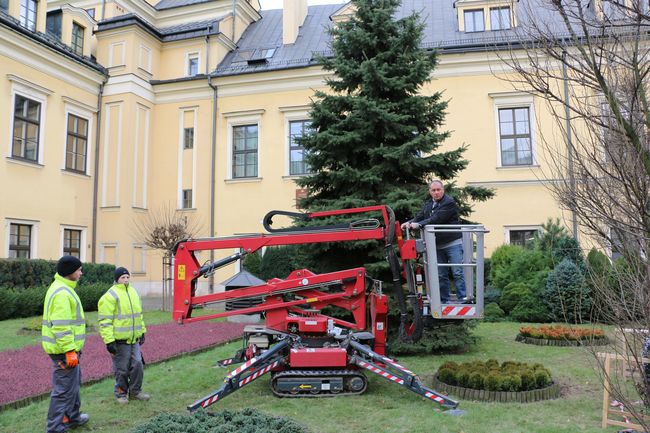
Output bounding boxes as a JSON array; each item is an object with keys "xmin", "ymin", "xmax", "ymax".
[{"xmin": 104, "ymin": 73, "xmax": 155, "ymax": 102}]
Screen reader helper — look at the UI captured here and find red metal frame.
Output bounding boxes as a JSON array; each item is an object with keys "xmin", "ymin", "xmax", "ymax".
[{"xmin": 172, "ymin": 205, "xmax": 394, "ymax": 352}]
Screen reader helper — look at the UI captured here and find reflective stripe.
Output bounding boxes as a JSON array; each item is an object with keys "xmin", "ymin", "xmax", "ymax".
[
  {"xmin": 42, "ymin": 336, "xmax": 57, "ymax": 343},
  {"xmin": 44, "ymin": 286, "xmax": 83, "ymax": 327},
  {"xmin": 98, "ymin": 314, "xmax": 114, "ymax": 320},
  {"xmin": 42, "ymin": 319, "xmax": 85, "ymax": 327},
  {"xmin": 100, "ymin": 323, "xmax": 112, "ymax": 327},
  {"xmin": 116, "ymin": 312, "xmax": 141, "ymax": 319},
  {"xmin": 54, "ymin": 330, "xmax": 73, "ymax": 339},
  {"xmin": 114, "ymin": 326, "xmax": 143, "ymax": 333},
  {"xmin": 74, "ymin": 334, "xmax": 85, "ymax": 341}
]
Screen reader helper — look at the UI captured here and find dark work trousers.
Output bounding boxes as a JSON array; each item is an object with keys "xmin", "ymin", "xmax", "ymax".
[
  {"xmin": 46, "ymin": 354, "xmax": 81, "ymax": 433},
  {"xmin": 112, "ymin": 342, "xmax": 144, "ymax": 397}
]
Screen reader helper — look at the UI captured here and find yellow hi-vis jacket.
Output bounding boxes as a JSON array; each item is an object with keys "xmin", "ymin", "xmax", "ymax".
[
  {"xmin": 98, "ymin": 283, "xmax": 146, "ymax": 344},
  {"xmin": 42, "ymin": 273, "xmax": 86, "ymax": 354}
]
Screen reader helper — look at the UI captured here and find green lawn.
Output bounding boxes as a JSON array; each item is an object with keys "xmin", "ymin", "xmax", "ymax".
[{"xmin": 0, "ymin": 322, "xmax": 621, "ymax": 433}]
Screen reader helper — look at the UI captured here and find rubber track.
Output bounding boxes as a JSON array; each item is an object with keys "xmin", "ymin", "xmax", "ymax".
[{"xmin": 271, "ymin": 369, "xmax": 368, "ymax": 398}]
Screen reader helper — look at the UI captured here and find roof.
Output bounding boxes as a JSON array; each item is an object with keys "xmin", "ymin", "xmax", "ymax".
[
  {"xmin": 96, "ymin": 13, "xmax": 222, "ymax": 42},
  {"xmin": 213, "ymin": 0, "xmax": 586, "ymax": 77},
  {"xmin": 220, "ymin": 270, "xmax": 266, "ymax": 287},
  {"xmin": 154, "ymin": 0, "xmax": 214, "ymax": 11},
  {"xmin": 0, "ymin": 10, "xmax": 106, "ymax": 75}
]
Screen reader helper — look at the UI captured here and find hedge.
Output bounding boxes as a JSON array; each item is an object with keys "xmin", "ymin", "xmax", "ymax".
[
  {"xmin": 0, "ymin": 284, "xmax": 106, "ymax": 320},
  {"xmin": 0, "ymin": 259, "xmax": 114, "ymax": 288},
  {"xmin": 436, "ymin": 359, "xmax": 552, "ymax": 392}
]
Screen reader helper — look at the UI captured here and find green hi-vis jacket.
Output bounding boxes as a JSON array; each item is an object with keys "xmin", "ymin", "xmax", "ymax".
[
  {"xmin": 98, "ymin": 283, "xmax": 147, "ymax": 345},
  {"xmin": 42, "ymin": 274, "xmax": 86, "ymax": 355}
]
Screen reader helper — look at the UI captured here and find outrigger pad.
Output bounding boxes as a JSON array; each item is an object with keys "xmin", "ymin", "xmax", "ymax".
[{"xmin": 443, "ymin": 409, "xmax": 466, "ymax": 416}]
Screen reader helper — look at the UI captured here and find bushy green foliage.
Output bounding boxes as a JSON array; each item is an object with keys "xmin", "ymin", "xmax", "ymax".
[
  {"xmin": 510, "ymin": 293, "xmax": 550, "ymax": 323},
  {"xmin": 436, "ymin": 359, "xmax": 553, "ymax": 391},
  {"xmin": 388, "ymin": 319, "xmax": 477, "ymax": 355},
  {"xmin": 485, "ymin": 286, "xmax": 501, "ymax": 305},
  {"xmin": 12, "ymin": 286, "xmax": 46, "ymax": 317},
  {"xmin": 499, "ymin": 282, "xmax": 532, "ymax": 314},
  {"xmin": 0, "ymin": 283, "xmax": 105, "ymax": 320},
  {"xmin": 543, "ymin": 258, "xmax": 591, "ymax": 323},
  {"xmin": 489, "ymin": 246, "xmax": 550, "ymax": 293},
  {"xmin": 76, "ymin": 284, "xmax": 107, "ymax": 312},
  {"xmin": 242, "ymin": 251, "xmax": 262, "ymax": 278},
  {"xmin": 258, "ymin": 246, "xmax": 297, "ymax": 280},
  {"xmin": 0, "ymin": 288, "xmax": 17, "ymax": 320},
  {"xmin": 0, "ymin": 259, "xmax": 114, "ymax": 288},
  {"xmin": 130, "ymin": 408, "xmax": 310, "ymax": 433},
  {"xmin": 483, "ymin": 302, "xmax": 506, "ymax": 322}
]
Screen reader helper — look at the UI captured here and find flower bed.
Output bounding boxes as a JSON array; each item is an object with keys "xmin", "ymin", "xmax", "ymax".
[
  {"xmin": 430, "ymin": 359, "xmax": 560, "ymax": 403},
  {"xmin": 516, "ymin": 325, "xmax": 608, "ymax": 346},
  {"xmin": 0, "ymin": 321, "xmax": 245, "ymax": 410}
]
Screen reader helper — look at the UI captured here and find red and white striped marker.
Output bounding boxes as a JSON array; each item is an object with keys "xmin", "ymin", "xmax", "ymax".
[
  {"xmin": 424, "ymin": 391, "xmax": 446, "ymax": 404},
  {"xmin": 227, "ymin": 357, "xmax": 258, "ymax": 379},
  {"xmin": 239, "ymin": 361, "xmax": 279, "ymax": 387},
  {"xmin": 359, "ymin": 361, "xmax": 404, "ymax": 384},
  {"xmin": 442, "ymin": 305, "xmax": 476, "ymax": 317}
]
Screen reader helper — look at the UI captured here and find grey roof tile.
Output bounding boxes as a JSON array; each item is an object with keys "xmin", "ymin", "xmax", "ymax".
[{"xmin": 155, "ymin": 0, "xmax": 214, "ymax": 11}]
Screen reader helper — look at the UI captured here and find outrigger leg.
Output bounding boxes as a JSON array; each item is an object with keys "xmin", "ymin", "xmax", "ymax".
[
  {"xmin": 347, "ymin": 340, "xmax": 459, "ymax": 409},
  {"xmin": 188, "ymin": 338, "xmax": 290, "ymax": 412}
]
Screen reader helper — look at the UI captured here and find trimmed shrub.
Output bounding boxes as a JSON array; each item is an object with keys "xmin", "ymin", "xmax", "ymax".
[
  {"xmin": 490, "ymin": 246, "xmax": 551, "ymax": 294},
  {"xmin": 0, "ymin": 289, "xmax": 17, "ymax": 320},
  {"xmin": 13, "ymin": 287, "xmax": 47, "ymax": 318},
  {"xmin": 499, "ymin": 282, "xmax": 531, "ymax": 314},
  {"xmin": 388, "ymin": 318, "xmax": 477, "ymax": 355},
  {"xmin": 483, "ymin": 302, "xmax": 506, "ymax": 322},
  {"xmin": 510, "ymin": 293, "xmax": 550, "ymax": 323},
  {"xmin": 518, "ymin": 324, "xmax": 605, "ymax": 341},
  {"xmin": 484, "ymin": 286, "xmax": 501, "ymax": 305},
  {"xmin": 76, "ymin": 283, "xmax": 107, "ymax": 312},
  {"xmin": 130, "ymin": 408, "xmax": 310, "ymax": 433},
  {"xmin": 0, "ymin": 259, "xmax": 114, "ymax": 288},
  {"xmin": 543, "ymin": 258, "xmax": 591, "ymax": 323},
  {"xmin": 436, "ymin": 359, "xmax": 553, "ymax": 392}
]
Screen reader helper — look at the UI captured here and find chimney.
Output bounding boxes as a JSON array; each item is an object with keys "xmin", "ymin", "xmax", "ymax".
[{"xmin": 283, "ymin": 0, "xmax": 308, "ymax": 45}]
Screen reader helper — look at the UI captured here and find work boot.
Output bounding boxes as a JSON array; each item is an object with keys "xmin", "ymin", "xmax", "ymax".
[
  {"xmin": 130, "ymin": 392, "xmax": 150, "ymax": 401},
  {"xmin": 116, "ymin": 396, "xmax": 129, "ymax": 404},
  {"xmin": 63, "ymin": 413, "xmax": 89, "ymax": 429}
]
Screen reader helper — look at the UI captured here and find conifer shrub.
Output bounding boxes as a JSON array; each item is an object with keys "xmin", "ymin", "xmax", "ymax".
[
  {"xmin": 436, "ymin": 359, "xmax": 553, "ymax": 392},
  {"xmin": 498, "ymin": 282, "xmax": 531, "ymax": 314},
  {"xmin": 542, "ymin": 258, "xmax": 591, "ymax": 323},
  {"xmin": 510, "ymin": 293, "xmax": 550, "ymax": 323},
  {"xmin": 130, "ymin": 408, "xmax": 310, "ymax": 433},
  {"xmin": 483, "ymin": 302, "xmax": 506, "ymax": 322}
]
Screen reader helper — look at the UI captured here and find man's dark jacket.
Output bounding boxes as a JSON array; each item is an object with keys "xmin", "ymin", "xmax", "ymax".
[{"xmin": 408, "ymin": 194, "xmax": 462, "ymax": 246}]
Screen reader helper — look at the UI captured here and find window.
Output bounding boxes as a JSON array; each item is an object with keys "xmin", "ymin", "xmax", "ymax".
[
  {"xmin": 182, "ymin": 189, "xmax": 193, "ymax": 209},
  {"xmin": 9, "ymin": 223, "xmax": 32, "ymax": 258},
  {"xmin": 46, "ymin": 11, "xmax": 62, "ymax": 38},
  {"xmin": 232, "ymin": 124, "xmax": 258, "ymax": 178},
  {"xmin": 183, "ymin": 127, "xmax": 194, "ymax": 149},
  {"xmin": 12, "ymin": 95, "xmax": 41, "ymax": 162},
  {"xmin": 509, "ymin": 229, "xmax": 538, "ymax": 248},
  {"xmin": 289, "ymin": 120, "xmax": 311, "ymax": 175},
  {"xmin": 63, "ymin": 228, "xmax": 81, "ymax": 257},
  {"xmin": 71, "ymin": 23, "xmax": 84, "ymax": 56},
  {"xmin": 490, "ymin": 6, "xmax": 511, "ymax": 30},
  {"xmin": 65, "ymin": 114, "xmax": 88, "ymax": 173},
  {"xmin": 20, "ymin": 0, "xmax": 37, "ymax": 30},
  {"xmin": 85, "ymin": 8, "xmax": 95, "ymax": 18},
  {"xmin": 464, "ymin": 9, "xmax": 484, "ymax": 32},
  {"xmin": 187, "ymin": 54, "xmax": 199, "ymax": 76},
  {"xmin": 1, "ymin": 0, "xmax": 10, "ymax": 13},
  {"xmin": 498, "ymin": 107, "xmax": 532, "ymax": 166}
]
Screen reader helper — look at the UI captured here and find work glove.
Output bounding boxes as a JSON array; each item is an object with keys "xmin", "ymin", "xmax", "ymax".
[
  {"xmin": 65, "ymin": 350, "xmax": 78, "ymax": 368},
  {"xmin": 139, "ymin": 334, "xmax": 145, "ymax": 346},
  {"xmin": 106, "ymin": 342, "xmax": 118, "ymax": 355}
]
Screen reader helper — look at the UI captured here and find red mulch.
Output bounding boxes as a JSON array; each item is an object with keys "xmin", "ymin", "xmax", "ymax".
[{"xmin": 0, "ymin": 321, "xmax": 245, "ymax": 407}]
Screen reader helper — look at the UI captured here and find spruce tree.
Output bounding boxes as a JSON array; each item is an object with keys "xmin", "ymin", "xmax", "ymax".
[{"xmin": 296, "ymin": 0, "xmax": 493, "ymax": 274}]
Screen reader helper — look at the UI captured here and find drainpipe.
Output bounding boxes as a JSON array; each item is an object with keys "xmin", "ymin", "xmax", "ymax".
[
  {"xmin": 91, "ymin": 76, "xmax": 107, "ymax": 263},
  {"xmin": 208, "ymin": 75, "xmax": 218, "ymax": 293},
  {"xmin": 101, "ymin": 0, "xmax": 106, "ymax": 20},
  {"xmin": 562, "ymin": 49, "xmax": 579, "ymax": 239}
]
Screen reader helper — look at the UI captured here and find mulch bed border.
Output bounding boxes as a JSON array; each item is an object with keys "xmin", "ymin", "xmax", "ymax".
[
  {"xmin": 515, "ymin": 334, "xmax": 609, "ymax": 347},
  {"xmin": 0, "ymin": 337, "xmax": 240, "ymax": 412},
  {"xmin": 429, "ymin": 374, "xmax": 560, "ymax": 403}
]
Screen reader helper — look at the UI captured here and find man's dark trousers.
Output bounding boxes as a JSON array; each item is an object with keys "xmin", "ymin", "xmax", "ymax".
[{"xmin": 46, "ymin": 355, "xmax": 81, "ymax": 433}]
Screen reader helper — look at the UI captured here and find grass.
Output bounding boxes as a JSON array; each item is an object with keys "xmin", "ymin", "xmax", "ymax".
[{"xmin": 0, "ymin": 322, "xmax": 621, "ymax": 433}]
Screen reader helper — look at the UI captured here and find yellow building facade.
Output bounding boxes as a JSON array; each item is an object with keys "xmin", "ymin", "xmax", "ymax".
[{"xmin": 1, "ymin": 0, "xmax": 577, "ymax": 294}]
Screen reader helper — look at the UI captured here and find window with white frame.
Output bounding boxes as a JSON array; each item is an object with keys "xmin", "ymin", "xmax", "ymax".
[
  {"xmin": 498, "ymin": 107, "xmax": 532, "ymax": 166},
  {"xmin": 9, "ymin": 223, "xmax": 32, "ymax": 258},
  {"xmin": 132, "ymin": 244, "xmax": 146, "ymax": 274},
  {"xmin": 289, "ymin": 120, "xmax": 312, "ymax": 176},
  {"xmin": 232, "ymin": 124, "xmax": 258, "ymax": 178},
  {"xmin": 65, "ymin": 114, "xmax": 88, "ymax": 173},
  {"xmin": 182, "ymin": 189, "xmax": 193, "ymax": 209},
  {"xmin": 464, "ymin": 9, "xmax": 484, "ymax": 32},
  {"xmin": 187, "ymin": 53, "xmax": 199, "ymax": 76},
  {"xmin": 20, "ymin": 0, "xmax": 37, "ymax": 30},
  {"xmin": 63, "ymin": 228, "xmax": 82, "ymax": 257},
  {"xmin": 490, "ymin": 6, "xmax": 511, "ymax": 30},
  {"xmin": 71, "ymin": 22, "xmax": 84, "ymax": 56},
  {"xmin": 183, "ymin": 127, "xmax": 194, "ymax": 149},
  {"xmin": 12, "ymin": 94, "xmax": 41, "ymax": 162},
  {"xmin": 508, "ymin": 228, "xmax": 538, "ymax": 248}
]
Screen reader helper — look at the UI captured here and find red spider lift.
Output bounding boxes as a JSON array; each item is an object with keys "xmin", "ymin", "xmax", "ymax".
[{"xmin": 172, "ymin": 205, "xmax": 486, "ymax": 412}]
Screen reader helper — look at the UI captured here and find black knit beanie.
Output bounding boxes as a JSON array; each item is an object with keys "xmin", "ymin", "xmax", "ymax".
[
  {"xmin": 114, "ymin": 267, "xmax": 130, "ymax": 282},
  {"xmin": 57, "ymin": 255, "xmax": 82, "ymax": 277}
]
